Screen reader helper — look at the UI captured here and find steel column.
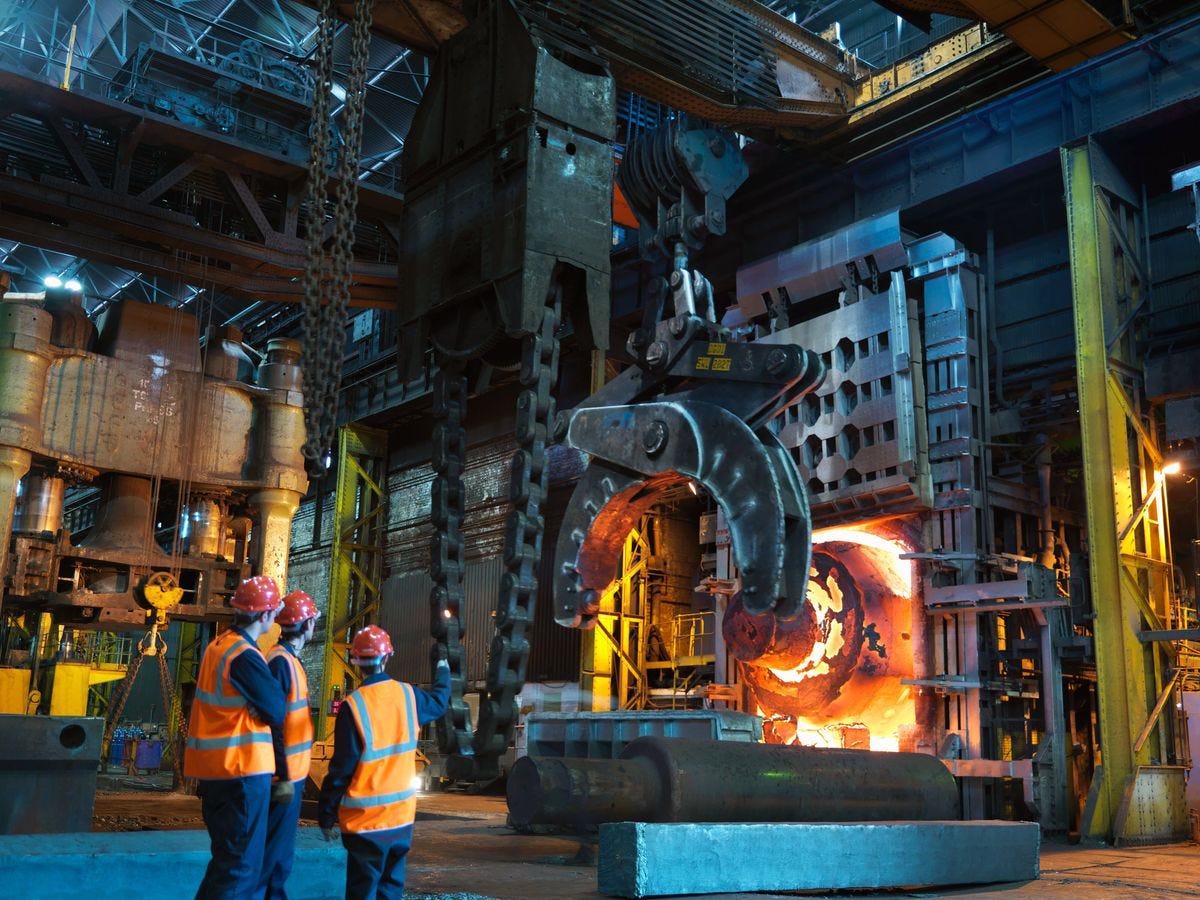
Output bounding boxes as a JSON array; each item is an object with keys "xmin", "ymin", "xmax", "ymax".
[
  {"xmin": 1063, "ymin": 139, "xmax": 1181, "ymax": 842},
  {"xmin": 581, "ymin": 522, "xmax": 650, "ymax": 712},
  {"xmin": 315, "ymin": 424, "xmax": 387, "ymax": 740}
]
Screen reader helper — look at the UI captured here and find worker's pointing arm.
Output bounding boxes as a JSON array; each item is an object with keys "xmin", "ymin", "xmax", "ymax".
[{"xmin": 413, "ymin": 658, "xmax": 451, "ymax": 726}]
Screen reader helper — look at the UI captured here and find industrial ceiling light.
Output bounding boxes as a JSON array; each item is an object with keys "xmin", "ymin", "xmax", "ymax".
[
  {"xmin": 64, "ymin": 278, "xmax": 82, "ymax": 292},
  {"xmin": 43, "ymin": 275, "xmax": 63, "ymax": 288},
  {"xmin": 1162, "ymin": 460, "xmax": 1183, "ymax": 476}
]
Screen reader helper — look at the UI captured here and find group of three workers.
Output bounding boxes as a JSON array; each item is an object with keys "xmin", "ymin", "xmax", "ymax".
[{"xmin": 181, "ymin": 574, "xmax": 451, "ymax": 899}]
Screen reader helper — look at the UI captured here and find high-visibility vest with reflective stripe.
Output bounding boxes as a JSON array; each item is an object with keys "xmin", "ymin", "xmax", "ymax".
[
  {"xmin": 183, "ymin": 629, "xmax": 274, "ymax": 780},
  {"xmin": 339, "ymin": 680, "xmax": 419, "ymax": 833},
  {"xmin": 267, "ymin": 643, "xmax": 313, "ymax": 782}
]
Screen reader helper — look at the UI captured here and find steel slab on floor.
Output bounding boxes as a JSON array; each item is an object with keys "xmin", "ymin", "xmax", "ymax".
[
  {"xmin": 0, "ymin": 829, "xmax": 345, "ymax": 900},
  {"xmin": 598, "ymin": 820, "xmax": 1040, "ymax": 898}
]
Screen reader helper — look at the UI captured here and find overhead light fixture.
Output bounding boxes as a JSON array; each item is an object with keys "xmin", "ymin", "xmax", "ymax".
[
  {"xmin": 64, "ymin": 278, "xmax": 82, "ymax": 292},
  {"xmin": 330, "ymin": 82, "xmax": 347, "ymax": 102},
  {"xmin": 687, "ymin": 481, "xmax": 699, "ymax": 496},
  {"xmin": 43, "ymin": 275, "xmax": 63, "ymax": 288},
  {"xmin": 1162, "ymin": 460, "xmax": 1183, "ymax": 476}
]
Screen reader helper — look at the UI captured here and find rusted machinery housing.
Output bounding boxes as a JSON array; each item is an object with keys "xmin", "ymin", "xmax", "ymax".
[
  {"xmin": 0, "ymin": 289, "xmax": 309, "ymax": 631},
  {"xmin": 508, "ymin": 736, "xmax": 961, "ymax": 826}
]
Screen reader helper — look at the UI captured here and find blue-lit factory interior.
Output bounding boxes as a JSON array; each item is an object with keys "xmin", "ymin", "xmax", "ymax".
[{"xmin": 2, "ymin": 0, "xmax": 1200, "ymax": 897}]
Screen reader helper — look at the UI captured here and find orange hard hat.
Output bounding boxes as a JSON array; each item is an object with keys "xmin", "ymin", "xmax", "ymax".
[
  {"xmin": 277, "ymin": 591, "xmax": 320, "ymax": 625},
  {"xmin": 350, "ymin": 625, "xmax": 393, "ymax": 662},
  {"xmin": 230, "ymin": 575, "xmax": 281, "ymax": 612}
]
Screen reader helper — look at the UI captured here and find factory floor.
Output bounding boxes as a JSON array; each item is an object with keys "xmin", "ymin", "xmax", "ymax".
[{"xmin": 91, "ymin": 788, "xmax": 1199, "ymax": 898}]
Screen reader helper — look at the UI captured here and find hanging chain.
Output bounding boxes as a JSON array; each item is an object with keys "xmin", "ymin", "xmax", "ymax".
[
  {"xmin": 429, "ymin": 365, "xmax": 472, "ymax": 759},
  {"xmin": 101, "ymin": 632, "xmax": 181, "ymax": 781},
  {"xmin": 102, "ymin": 650, "xmax": 146, "ymax": 762},
  {"xmin": 429, "ymin": 289, "xmax": 562, "ymax": 780},
  {"xmin": 300, "ymin": 0, "xmax": 373, "ymax": 474},
  {"xmin": 156, "ymin": 648, "xmax": 182, "ymax": 784}
]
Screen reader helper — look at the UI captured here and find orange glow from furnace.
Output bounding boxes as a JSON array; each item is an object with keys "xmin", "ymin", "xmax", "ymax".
[{"xmin": 812, "ymin": 526, "xmax": 914, "ymax": 598}]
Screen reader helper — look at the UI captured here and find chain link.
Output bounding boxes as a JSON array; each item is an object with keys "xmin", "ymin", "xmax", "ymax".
[
  {"xmin": 156, "ymin": 650, "xmax": 182, "ymax": 784},
  {"xmin": 300, "ymin": 0, "xmax": 373, "ymax": 473},
  {"xmin": 101, "ymin": 639, "xmax": 181, "ymax": 781},
  {"xmin": 429, "ymin": 288, "xmax": 562, "ymax": 780}
]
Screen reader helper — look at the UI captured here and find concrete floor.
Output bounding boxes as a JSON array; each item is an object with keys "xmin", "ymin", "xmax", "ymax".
[{"xmin": 92, "ymin": 789, "xmax": 1200, "ymax": 898}]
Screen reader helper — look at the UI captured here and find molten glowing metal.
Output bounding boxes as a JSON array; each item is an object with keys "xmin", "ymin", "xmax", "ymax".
[
  {"xmin": 750, "ymin": 525, "xmax": 920, "ymax": 752},
  {"xmin": 813, "ymin": 526, "xmax": 914, "ymax": 597}
]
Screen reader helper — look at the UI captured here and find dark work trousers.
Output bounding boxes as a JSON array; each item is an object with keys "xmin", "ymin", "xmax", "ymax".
[
  {"xmin": 341, "ymin": 825, "xmax": 414, "ymax": 899},
  {"xmin": 259, "ymin": 780, "xmax": 304, "ymax": 899},
  {"xmin": 196, "ymin": 773, "xmax": 271, "ymax": 900}
]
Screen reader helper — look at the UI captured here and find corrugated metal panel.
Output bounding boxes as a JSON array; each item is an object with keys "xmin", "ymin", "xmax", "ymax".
[
  {"xmin": 373, "ymin": 438, "xmax": 586, "ymax": 688},
  {"xmin": 379, "ymin": 571, "xmax": 430, "ymax": 685},
  {"xmin": 463, "ymin": 556, "xmax": 504, "ymax": 684},
  {"xmin": 380, "ymin": 556, "xmax": 503, "ymax": 687}
]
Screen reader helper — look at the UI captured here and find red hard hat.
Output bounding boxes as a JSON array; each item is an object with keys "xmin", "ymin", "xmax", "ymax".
[
  {"xmin": 277, "ymin": 591, "xmax": 320, "ymax": 625},
  {"xmin": 230, "ymin": 575, "xmax": 281, "ymax": 612},
  {"xmin": 350, "ymin": 625, "xmax": 393, "ymax": 661}
]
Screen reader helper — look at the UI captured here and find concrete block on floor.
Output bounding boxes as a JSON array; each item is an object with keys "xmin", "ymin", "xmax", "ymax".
[
  {"xmin": 598, "ymin": 820, "xmax": 1040, "ymax": 898},
  {"xmin": 0, "ymin": 827, "xmax": 346, "ymax": 900}
]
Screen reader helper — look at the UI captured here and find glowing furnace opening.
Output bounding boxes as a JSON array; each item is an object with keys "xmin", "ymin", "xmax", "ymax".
[{"xmin": 724, "ymin": 526, "xmax": 924, "ymax": 752}]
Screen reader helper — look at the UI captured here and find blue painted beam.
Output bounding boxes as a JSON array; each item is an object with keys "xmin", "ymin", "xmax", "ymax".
[{"xmin": 851, "ymin": 15, "xmax": 1200, "ymax": 217}]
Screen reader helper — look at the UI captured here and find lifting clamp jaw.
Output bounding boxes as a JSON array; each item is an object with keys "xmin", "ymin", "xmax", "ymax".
[{"xmin": 552, "ymin": 256, "xmax": 826, "ymax": 629}]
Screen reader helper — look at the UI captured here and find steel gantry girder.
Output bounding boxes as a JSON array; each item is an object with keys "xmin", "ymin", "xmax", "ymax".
[
  {"xmin": 0, "ymin": 69, "xmax": 400, "ymax": 309},
  {"xmin": 1063, "ymin": 138, "xmax": 1189, "ymax": 845}
]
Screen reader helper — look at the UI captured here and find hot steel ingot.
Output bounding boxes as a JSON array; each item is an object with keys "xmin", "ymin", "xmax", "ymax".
[{"xmin": 507, "ymin": 736, "xmax": 961, "ymax": 826}]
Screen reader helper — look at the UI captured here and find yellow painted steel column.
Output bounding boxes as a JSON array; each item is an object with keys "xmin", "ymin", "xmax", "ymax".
[
  {"xmin": 315, "ymin": 424, "xmax": 387, "ymax": 740},
  {"xmin": 1063, "ymin": 140, "xmax": 1158, "ymax": 840}
]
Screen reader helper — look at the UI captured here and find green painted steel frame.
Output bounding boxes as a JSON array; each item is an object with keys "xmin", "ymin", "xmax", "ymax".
[
  {"xmin": 315, "ymin": 424, "xmax": 388, "ymax": 741},
  {"xmin": 1063, "ymin": 139, "xmax": 1180, "ymax": 842}
]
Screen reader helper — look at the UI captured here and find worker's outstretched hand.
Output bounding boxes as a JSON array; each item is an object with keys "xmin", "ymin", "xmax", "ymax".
[
  {"xmin": 270, "ymin": 780, "xmax": 295, "ymax": 805},
  {"xmin": 320, "ymin": 824, "xmax": 340, "ymax": 842}
]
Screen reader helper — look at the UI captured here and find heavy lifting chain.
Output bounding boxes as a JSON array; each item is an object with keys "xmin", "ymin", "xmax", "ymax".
[
  {"xmin": 300, "ymin": 0, "xmax": 373, "ymax": 474},
  {"xmin": 429, "ymin": 290, "xmax": 562, "ymax": 781},
  {"xmin": 101, "ymin": 634, "xmax": 181, "ymax": 783}
]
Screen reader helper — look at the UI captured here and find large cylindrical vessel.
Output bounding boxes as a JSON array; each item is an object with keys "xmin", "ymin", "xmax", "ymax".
[
  {"xmin": 182, "ymin": 497, "xmax": 224, "ymax": 558},
  {"xmin": 14, "ymin": 474, "xmax": 65, "ymax": 536},
  {"xmin": 507, "ymin": 736, "xmax": 960, "ymax": 826}
]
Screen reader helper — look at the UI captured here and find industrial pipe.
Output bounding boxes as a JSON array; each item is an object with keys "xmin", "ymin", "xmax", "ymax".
[{"xmin": 507, "ymin": 736, "xmax": 960, "ymax": 827}]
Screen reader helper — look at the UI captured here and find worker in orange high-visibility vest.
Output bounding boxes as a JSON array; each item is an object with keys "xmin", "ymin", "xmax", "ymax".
[
  {"xmin": 259, "ymin": 590, "xmax": 320, "ymax": 899},
  {"xmin": 184, "ymin": 575, "xmax": 286, "ymax": 899},
  {"xmin": 318, "ymin": 625, "xmax": 450, "ymax": 899}
]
